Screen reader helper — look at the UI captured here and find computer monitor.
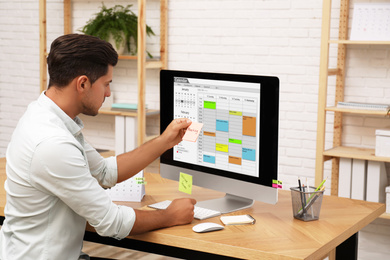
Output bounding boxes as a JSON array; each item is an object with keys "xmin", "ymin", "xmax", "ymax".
[{"xmin": 160, "ymin": 70, "xmax": 279, "ymax": 213}]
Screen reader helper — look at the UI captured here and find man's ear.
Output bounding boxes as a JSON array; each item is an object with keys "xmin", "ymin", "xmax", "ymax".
[{"xmin": 76, "ymin": 75, "xmax": 90, "ymax": 92}]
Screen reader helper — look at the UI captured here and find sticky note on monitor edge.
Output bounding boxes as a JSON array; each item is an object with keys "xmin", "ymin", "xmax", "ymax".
[
  {"xmin": 179, "ymin": 172, "xmax": 193, "ymax": 195},
  {"xmin": 182, "ymin": 122, "xmax": 204, "ymax": 142}
]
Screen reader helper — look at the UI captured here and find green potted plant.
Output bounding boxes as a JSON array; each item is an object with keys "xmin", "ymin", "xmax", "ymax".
[{"xmin": 80, "ymin": 4, "xmax": 155, "ymax": 56}]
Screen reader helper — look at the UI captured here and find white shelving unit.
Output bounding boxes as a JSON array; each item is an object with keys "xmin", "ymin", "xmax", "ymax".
[{"xmin": 315, "ymin": 0, "xmax": 390, "ymax": 219}]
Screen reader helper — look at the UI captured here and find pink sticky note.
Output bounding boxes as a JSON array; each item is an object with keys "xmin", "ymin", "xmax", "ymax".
[{"xmin": 182, "ymin": 122, "xmax": 203, "ymax": 142}]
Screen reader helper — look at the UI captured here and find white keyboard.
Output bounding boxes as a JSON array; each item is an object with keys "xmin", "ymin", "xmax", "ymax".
[{"xmin": 148, "ymin": 200, "xmax": 221, "ymax": 220}]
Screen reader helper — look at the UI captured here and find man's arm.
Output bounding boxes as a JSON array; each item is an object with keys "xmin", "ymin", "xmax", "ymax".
[
  {"xmin": 130, "ymin": 198, "xmax": 197, "ymax": 235},
  {"xmin": 116, "ymin": 118, "xmax": 191, "ymax": 183}
]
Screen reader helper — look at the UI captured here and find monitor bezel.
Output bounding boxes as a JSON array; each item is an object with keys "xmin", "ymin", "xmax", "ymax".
[{"xmin": 160, "ymin": 70, "xmax": 279, "ymax": 189}]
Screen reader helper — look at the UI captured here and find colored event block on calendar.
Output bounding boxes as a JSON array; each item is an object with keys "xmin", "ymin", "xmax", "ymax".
[
  {"xmin": 216, "ymin": 119, "xmax": 229, "ymax": 132},
  {"xmin": 203, "ymin": 154, "xmax": 216, "ymax": 164},
  {"xmin": 229, "ymin": 110, "xmax": 242, "ymax": 116},
  {"xmin": 204, "ymin": 101, "xmax": 216, "ymax": 109},
  {"xmin": 243, "ymin": 116, "xmax": 256, "ymax": 137},
  {"xmin": 229, "ymin": 156, "xmax": 242, "ymax": 165},
  {"xmin": 204, "ymin": 131, "xmax": 216, "ymax": 137},
  {"xmin": 216, "ymin": 143, "xmax": 229, "ymax": 153},
  {"xmin": 229, "ymin": 138, "xmax": 242, "ymax": 144},
  {"xmin": 242, "ymin": 148, "xmax": 256, "ymax": 161}
]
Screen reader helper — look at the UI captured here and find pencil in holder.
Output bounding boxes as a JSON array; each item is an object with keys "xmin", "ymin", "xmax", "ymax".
[{"xmin": 290, "ymin": 186, "xmax": 324, "ymax": 221}]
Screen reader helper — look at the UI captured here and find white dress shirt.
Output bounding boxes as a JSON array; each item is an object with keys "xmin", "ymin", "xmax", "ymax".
[{"xmin": 0, "ymin": 93, "xmax": 136, "ymax": 260}]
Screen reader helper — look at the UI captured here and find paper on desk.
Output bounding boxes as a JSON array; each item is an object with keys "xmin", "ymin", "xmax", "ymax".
[
  {"xmin": 220, "ymin": 215, "xmax": 256, "ymax": 225},
  {"xmin": 182, "ymin": 122, "xmax": 203, "ymax": 142}
]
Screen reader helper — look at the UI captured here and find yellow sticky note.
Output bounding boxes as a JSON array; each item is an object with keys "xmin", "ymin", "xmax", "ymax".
[{"xmin": 179, "ymin": 172, "xmax": 193, "ymax": 194}]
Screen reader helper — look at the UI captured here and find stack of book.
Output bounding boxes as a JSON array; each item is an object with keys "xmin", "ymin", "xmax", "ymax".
[
  {"xmin": 337, "ymin": 102, "xmax": 390, "ymax": 111},
  {"xmin": 111, "ymin": 103, "xmax": 148, "ymax": 111}
]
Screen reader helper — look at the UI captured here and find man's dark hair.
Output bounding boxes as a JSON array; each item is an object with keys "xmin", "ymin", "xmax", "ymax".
[{"xmin": 47, "ymin": 34, "xmax": 118, "ymax": 88}]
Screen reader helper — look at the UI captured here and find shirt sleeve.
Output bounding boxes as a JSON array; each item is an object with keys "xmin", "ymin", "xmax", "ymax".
[
  {"xmin": 29, "ymin": 137, "xmax": 135, "ymax": 239},
  {"xmin": 83, "ymin": 141, "xmax": 117, "ymax": 188}
]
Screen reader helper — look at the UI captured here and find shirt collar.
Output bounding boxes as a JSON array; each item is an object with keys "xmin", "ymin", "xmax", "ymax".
[{"xmin": 38, "ymin": 92, "xmax": 84, "ymax": 136}]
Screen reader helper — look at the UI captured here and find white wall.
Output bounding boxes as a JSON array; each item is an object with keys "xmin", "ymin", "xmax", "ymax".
[{"xmin": 1, "ymin": 0, "xmax": 390, "ymax": 257}]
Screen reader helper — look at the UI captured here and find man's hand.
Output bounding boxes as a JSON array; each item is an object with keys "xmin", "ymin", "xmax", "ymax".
[
  {"xmin": 116, "ymin": 118, "xmax": 192, "ymax": 183},
  {"xmin": 165, "ymin": 198, "xmax": 197, "ymax": 226},
  {"xmin": 131, "ymin": 198, "xmax": 196, "ymax": 235},
  {"xmin": 159, "ymin": 118, "xmax": 192, "ymax": 149}
]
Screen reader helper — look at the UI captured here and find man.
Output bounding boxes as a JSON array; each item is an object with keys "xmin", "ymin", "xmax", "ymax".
[{"xmin": 0, "ymin": 34, "xmax": 196, "ymax": 260}]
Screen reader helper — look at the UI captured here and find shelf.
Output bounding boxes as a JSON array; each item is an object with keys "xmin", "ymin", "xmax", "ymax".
[
  {"xmin": 329, "ymin": 40, "xmax": 390, "ymax": 45},
  {"xmin": 118, "ymin": 55, "xmax": 138, "ymax": 60},
  {"xmin": 118, "ymin": 56, "xmax": 164, "ymax": 69},
  {"xmin": 98, "ymin": 107, "xmax": 159, "ymax": 117},
  {"xmin": 322, "ymin": 146, "xmax": 390, "ymax": 163},
  {"xmin": 325, "ymin": 106, "xmax": 389, "ymax": 116}
]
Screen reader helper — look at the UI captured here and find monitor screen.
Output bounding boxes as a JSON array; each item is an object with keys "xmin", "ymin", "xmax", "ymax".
[{"xmin": 160, "ymin": 70, "xmax": 279, "ymax": 213}]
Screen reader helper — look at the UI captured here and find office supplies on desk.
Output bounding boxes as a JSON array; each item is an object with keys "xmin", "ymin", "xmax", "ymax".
[
  {"xmin": 298, "ymin": 178, "xmax": 306, "ymax": 214},
  {"xmin": 290, "ymin": 185, "xmax": 325, "ymax": 221},
  {"xmin": 220, "ymin": 214, "xmax": 256, "ymax": 225},
  {"xmin": 315, "ymin": 178, "xmax": 327, "ymax": 192},
  {"xmin": 302, "ymin": 178, "xmax": 327, "ymax": 210}
]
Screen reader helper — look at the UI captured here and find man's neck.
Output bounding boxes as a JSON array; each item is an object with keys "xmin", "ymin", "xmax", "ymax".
[{"xmin": 45, "ymin": 85, "xmax": 79, "ymax": 119}]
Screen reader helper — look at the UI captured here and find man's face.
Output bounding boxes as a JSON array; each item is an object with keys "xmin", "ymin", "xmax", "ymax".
[{"xmin": 81, "ymin": 65, "xmax": 113, "ymax": 116}]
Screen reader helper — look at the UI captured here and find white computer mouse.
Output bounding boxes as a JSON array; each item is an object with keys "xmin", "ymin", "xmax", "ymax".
[{"xmin": 192, "ymin": 222, "xmax": 224, "ymax": 233}]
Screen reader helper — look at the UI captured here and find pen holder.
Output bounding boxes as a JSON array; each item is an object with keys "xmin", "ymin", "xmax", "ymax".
[{"xmin": 290, "ymin": 186, "xmax": 325, "ymax": 221}]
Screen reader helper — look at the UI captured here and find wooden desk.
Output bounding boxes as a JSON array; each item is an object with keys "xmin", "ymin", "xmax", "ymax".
[{"xmin": 0, "ymin": 157, "xmax": 385, "ymax": 259}]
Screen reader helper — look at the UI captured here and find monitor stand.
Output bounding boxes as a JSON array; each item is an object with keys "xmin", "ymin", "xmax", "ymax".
[{"xmin": 196, "ymin": 193, "xmax": 254, "ymax": 214}]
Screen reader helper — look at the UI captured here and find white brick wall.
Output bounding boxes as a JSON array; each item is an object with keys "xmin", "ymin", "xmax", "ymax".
[{"xmin": 0, "ymin": 0, "xmax": 40, "ymax": 155}]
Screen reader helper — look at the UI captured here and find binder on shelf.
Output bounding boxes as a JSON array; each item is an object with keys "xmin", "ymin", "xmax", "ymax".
[
  {"xmin": 337, "ymin": 101, "xmax": 390, "ymax": 111},
  {"xmin": 351, "ymin": 159, "xmax": 367, "ymax": 200},
  {"xmin": 386, "ymin": 186, "xmax": 390, "ymax": 214},
  {"xmin": 115, "ymin": 116, "xmax": 126, "ymax": 154},
  {"xmin": 366, "ymin": 161, "xmax": 388, "ymax": 203},
  {"xmin": 338, "ymin": 158, "xmax": 352, "ymax": 198}
]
